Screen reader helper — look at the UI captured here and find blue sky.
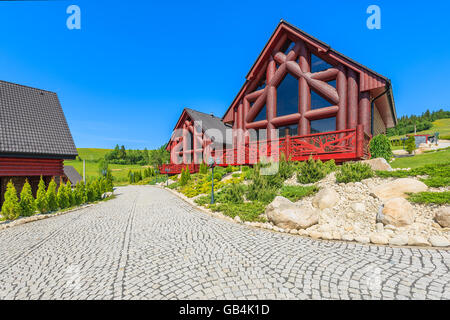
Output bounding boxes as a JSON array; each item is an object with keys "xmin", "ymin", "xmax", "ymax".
[{"xmin": 0, "ymin": 0, "xmax": 449, "ymax": 149}]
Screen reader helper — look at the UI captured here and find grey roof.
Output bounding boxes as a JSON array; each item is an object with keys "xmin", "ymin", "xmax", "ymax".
[
  {"xmin": 0, "ymin": 80, "xmax": 78, "ymax": 159},
  {"xmin": 185, "ymin": 108, "xmax": 233, "ymax": 146},
  {"xmin": 63, "ymin": 165, "xmax": 83, "ymax": 185}
]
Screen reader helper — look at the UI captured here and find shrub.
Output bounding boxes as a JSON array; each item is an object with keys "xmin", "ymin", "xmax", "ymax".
[
  {"xmin": 57, "ymin": 181, "xmax": 69, "ymax": 209},
  {"xmin": 85, "ymin": 181, "xmax": 95, "ymax": 202},
  {"xmin": 209, "ymin": 201, "xmax": 266, "ymax": 222},
  {"xmin": 421, "ymin": 176, "xmax": 450, "ymax": 188},
  {"xmin": 369, "ymin": 134, "xmax": 393, "ymax": 161},
  {"xmin": 297, "ymin": 157, "xmax": 330, "ymax": 184},
  {"xmin": 19, "ymin": 179, "xmax": 36, "ymax": 217},
  {"xmin": 180, "ymin": 167, "xmax": 191, "ymax": 186},
  {"xmin": 35, "ymin": 177, "xmax": 47, "ymax": 213},
  {"xmin": 216, "ymin": 183, "xmax": 245, "ymax": 204},
  {"xmin": 74, "ymin": 182, "xmax": 84, "ymax": 205},
  {"xmin": 199, "ymin": 162, "xmax": 208, "ymax": 174},
  {"xmin": 336, "ymin": 162, "xmax": 374, "ymax": 183},
  {"xmin": 408, "ymin": 191, "xmax": 450, "ymax": 205},
  {"xmin": 280, "ymin": 185, "xmax": 319, "ymax": 202},
  {"xmin": 405, "ymin": 135, "xmax": 416, "ymax": 154},
  {"xmin": 65, "ymin": 182, "xmax": 75, "ymax": 207},
  {"xmin": 46, "ymin": 179, "xmax": 58, "ymax": 212},
  {"xmin": 91, "ymin": 180, "xmax": 101, "ymax": 201},
  {"xmin": 1, "ymin": 181, "xmax": 20, "ymax": 220}
]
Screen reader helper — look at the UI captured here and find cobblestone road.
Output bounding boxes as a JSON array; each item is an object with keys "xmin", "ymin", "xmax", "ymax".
[{"xmin": 0, "ymin": 186, "xmax": 448, "ymax": 300}]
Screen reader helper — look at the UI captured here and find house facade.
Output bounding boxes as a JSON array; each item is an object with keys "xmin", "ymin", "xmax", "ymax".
[
  {"xmin": 0, "ymin": 80, "xmax": 78, "ymax": 207},
  {"xmin": 162, "ymin": 20, "xmax": 397, "ymax": 174}
]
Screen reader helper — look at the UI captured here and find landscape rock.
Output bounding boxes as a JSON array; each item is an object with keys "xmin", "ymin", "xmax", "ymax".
[
  {"xmin": 362, "ymin": 158, "xmax": 393, "ymax": 171},
  {"xmin": 428, "ymin": 235, "xmax": 450, "ymax": 247},
  {"xmin": 309, "ymin": 231, "xmax": 322, "ymax": 239},
  {"xmin": 376, "ymin": 223, "xmax": 384, "ymax": 233},
  {"xmin": 341, "ymin": 234, "xmax": 354, "ymax": 242},
  {"xmin": 370, "ymin": 233, "xmax": 389, "ymax": 245},
  {"xmin": 389, "ymin": 234, "xmax": 409, "ymax": 246},
  {"xmin": 351, "ymin": 202, "xmax": 366, "ymax": 213},
  {"xmin": 435, "ymin": 206, "xmax": 450, "ymax": 228},
  {"xmin": 312, "ymin": 188, "xmax": 338, "ymax": 210},
  {"xmin": 408, "ymin": 235, "xmax": 430, "ymax": 247},
  {"xmin": 381, "ymin": 198, "xmax": 415, "ymax": 227},
  {"xmin": 371, "ymin": 178, "xmax": 428, "ymax": 201},
  {"xmin": 354, "ymin": 236, "xmax": 370, "ymax": 244},
  {"xmin": 266, "ymin": 196, "xmax": 319, "ymax": 230}
]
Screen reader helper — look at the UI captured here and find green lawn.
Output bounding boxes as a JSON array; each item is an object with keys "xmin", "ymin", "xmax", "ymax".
[
  {"xmin": 390, "ymin": 148, "xmax": 450, "ymax": 169},
  {"xmin": 389, "ymin": 118, "xmax": 450, "ymax": 140}
]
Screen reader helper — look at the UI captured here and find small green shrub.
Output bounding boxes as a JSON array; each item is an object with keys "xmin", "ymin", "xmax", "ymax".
[
  {"xmin": 216, "ymin": 183, "xmax": 245, "ymax": 204},
  {"xmin": 280, "ymin": 185, "xmax": 319, "ymax": 202},
  {"xmin": 336, "ymin": 162, "xmax": 374, "ymax": 183},
  {"xmin": 297, "ymin": 157, "xmax": 330, "ymax": 184},
  {"xmin": 35, "ymin": 176, "xmax": 48, "ymax": 213},
  {"xmin": 408, "ymin": 191, "xmax": 450, "ymax": 205},
  {"xmin": 57, "ymin": 182, "xmax": 69, "ymax": 209},
  {"xmin": 180, "ymin": 167, "xmax": 191, "ymax": 186},
  {"xmin": 19, "ymin": 179, "xmax": 36, "ymax": 217},
  {"xmin": 369, "ymin": 134, "xmax": 393, "ymax": 161},
  {"xmin": 46, "ymin": 179, "xmax": 58, "ymax": 212},
  {"xmin": 199, "ymin": 163, "xmax": 208, "ymax": 174},
  {"xmin": 209, "ymin": 201, "xmax": 266, "ymax": 222},
  {"xmin": 74, "ymin": 182, "xmax": 84, "ymax": 205},
  {"xmin": 1, "ymin": 181, "xmax": 20, "ymax": 220},
  {"xmin": 420, "ymin": 176, "xmax": 450, "ymax": 188},
  {"xmin": 405, "ymin": 135, "xmax": 416, "ymax": 154}
]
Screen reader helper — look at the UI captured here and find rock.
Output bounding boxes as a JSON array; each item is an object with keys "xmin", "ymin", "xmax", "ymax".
[
  {"xmin": 384, "ymin": 224, "xmax": 397, "ymax": 231},
  {"xmin": 351, "ymin": 202, "xmax": 366, "ymax": 213},
  {"xmin": 371, "ymin": 178, "xmax": 428, "ymax": 201},
  {"xmin": 435, "ymin": 207, "xmax": 450, "ymax": 228},
  {"xmin": 266, "ymin": 196, "xmax": 319, "ymax": 230},
  {"xmin": 309, "ymin": 231, "xmax": 322, "ymax": 239},
  {"xmin": 376, "ymin": 223, "xmax": 384, "ymax": 233},
  {"xmin": 389, "ymin": 234, "xmax": 409, "ymax": 246},
  {"xmin": 321, "ymin": 232, "xmax": 333, "ymax": 240},
  {"xmin": 289, "ymin": 229, "xmax": 299, "ymax": 235},
  {"xmin": 361, "ymin": 158, "xmax": 393, "ymax": 171},
  {"xmin": 332, "ymin": 231, "xmax": 342, "ymax": 241},
  {"xmin": 381, "ymin": 198, "xmax": 415, "ymax": 227},
  {"xmin": 370, "ymin": 233, "xmax": 389, "ymax": 245},
  {"xmin": 355, "ymin": 236, "xmax": 370, "ymax": 244},
  {"xmin": 312, "ymin": 188, "xmax": 338, "ymax": 210},
  {"xmin": 342, "ymin": 234, "xmax": 354, "ymax": 242},
  {"xmin": 408, "ymin": 236, "xmax": 430, "ymax": 247},
  {"xmin": 428, "ymin": 235, "xmax": 450, "ymax": 247}
]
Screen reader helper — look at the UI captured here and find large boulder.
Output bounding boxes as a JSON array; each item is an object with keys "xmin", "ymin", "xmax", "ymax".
[
  {"xmin": 266, "ymin": 196, "xmax": 319, "ymax": 230},
  {"xmin": 361, "ymin": 158, "xmax": 393, "ymax": 171},
  {"xmin": 312, "ymin": 187, "xmax": 338, "ymax": 210},
  {"xmin": 435, "ymin": 206, "xmax": 450, "ymax": 228},
  {"xmin": 371, "ymin": 178, "xmax": 428, "ymax": 201},
  {"xmin": 381, "ymin": 197, "xmax": 415, "ymax": 227}
]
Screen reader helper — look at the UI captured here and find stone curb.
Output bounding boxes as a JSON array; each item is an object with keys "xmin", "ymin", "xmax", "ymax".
[{"xmin": 158, "ymin": 185, "xmax": 449, "ymax": 251}]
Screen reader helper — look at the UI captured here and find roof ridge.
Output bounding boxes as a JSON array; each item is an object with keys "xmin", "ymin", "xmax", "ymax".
[{"xmin": 0, "ymin": 79, "xmax": 56, "ymax": 94}]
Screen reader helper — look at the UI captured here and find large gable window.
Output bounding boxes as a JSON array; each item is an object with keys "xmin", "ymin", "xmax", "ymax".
[
  {"xmin": 276, "ymin": 73, "xmax": 298, "ymax": 117},
  {"xmin": 311, "ymin": 54, "xmax": 333, "ymax": 73},
  {"xmin": 253, "ymin": 104, "xmax": 267, "ymax": 122}
]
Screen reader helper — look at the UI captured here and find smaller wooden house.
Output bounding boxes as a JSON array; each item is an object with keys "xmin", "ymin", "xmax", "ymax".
[{"xmin": 0, "ymin": 80, "xmax": 78, "ymax": 207}]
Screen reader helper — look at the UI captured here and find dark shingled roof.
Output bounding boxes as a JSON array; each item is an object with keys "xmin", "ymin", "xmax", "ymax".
[
  {"xmin": 185, "ymin": 108, "xmax": 233, "ymax": 146},
  {"xmin": 63, "ymin": 165, "xmax": 83, "ymax": 185},
  {"xmin": 0, "ymin": 80, "xmax": 78, "ymax": 159}
]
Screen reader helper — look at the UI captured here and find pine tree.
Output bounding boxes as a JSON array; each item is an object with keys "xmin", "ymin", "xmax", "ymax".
[
  {"xmin": 405, "ymin": 135, "xmax": 416, "ymax": 154},
  {"xmin": 35, "ymin": 176, "xmax": 48, "ymax": 213},
  {"xmin": 65, "ymin": 182, "xmax": 75, "ymax": 207},
  {"xmin": 46, "ymin": 179, "xmax": 58, "ymax": 212},
  {"xmin": 57, "ymin": 180, "xmax": 69, "ymax": 209},
  {"xmin": 105, "ymin": 168, "xmax": 114, "ymax": 192},
  {"xmin": 1, "ymin": 181, "xmax": 20, "ymax": 220},
  {"xmin": 19, "ymin": 179, "xmax": 36, "ymax": 217}
]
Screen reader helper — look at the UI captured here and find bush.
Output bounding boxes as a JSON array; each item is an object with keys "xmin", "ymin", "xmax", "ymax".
[
  {"xmin": 46, "ymin": 179, "xmax": 58, "ymax": 212},
  {"xmin": 408, "ymin": 191, "xmax": 450, "ymax": 205},
  {"xmin": 336, "ymin": 162, "xmax": 374, "ymax": 183},
  {"xmin": 297, "ymin": 157, "xmax": 332, "ymax": 184},
  {"xmin": 1, "ymin": 181, "xmax": 20, "ymax": 220},
  {"xmin": 199, "ymin": 163, "xmax": 208, "ymax": 174},
  {"xmin": 280, "ymin": 185, "xmax": 319, "ymax": 202},
  {"xmin": 420, "ymin": 176, "xmax": 450, "ymax": 188},
  {"xmin": 216, "ymin": 183, "xmax": 245, "ymax": 204},
  {"xmin": 85, "ymin": 181, "xmax": 95, "ymax": 202},
  {"xmin": 57, "ymin": 182, "xmax": 69, "ymax": 209},
  {"xmin": 209, "ymin": 201, "xmax": 266, "ymax": 222},
  {"xmin": 19, "ymin": 180, "xmax": 36, "ymax": 217},
  {"xmin": 35, "ymin": 177, "xmax": 47, "ymax": 213},
  {"xmin": 369, "ymin": 134, "xmax": 393, "ymax": 161},
  {"xmin": 180, "ymin": 167, "xmax": 191, "ymax": 186},
  {"xmin": 74, "ymin": 182, "xmax": 85, "ymax": 205},
  {"xmin": 376, "ymin": 162, "xmax": 450, "ymax": 187},
  {"xmin": 405, "ymin": 135, "xmax": 416, "ymax": 154}
]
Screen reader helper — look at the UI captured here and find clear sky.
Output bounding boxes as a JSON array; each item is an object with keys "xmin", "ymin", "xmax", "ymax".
[{"xmin": 0, "ymin": 0, "xmax": 449, "ymax": 149}]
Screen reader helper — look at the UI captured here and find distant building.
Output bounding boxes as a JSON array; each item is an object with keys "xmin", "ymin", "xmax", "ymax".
[
  {"xmin": 162, "ymin": 20, "xmax": 397, "ymax": 174},
  {"xmin": 0, "ymin": 80, "xmax": 78, "ymax": 207}
]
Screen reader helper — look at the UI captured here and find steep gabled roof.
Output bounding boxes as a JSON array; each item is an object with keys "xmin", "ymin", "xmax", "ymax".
[
  {"xmin": 63, "ymin": 165, "xmax": 83, "ymax": 184},
  {"xmin": 0, "ymin": 80, "xmax": 78, "ymax": 159},
  {"xmin": 222, "ymin": 20, "xmax": 396, "ymax": 128}
]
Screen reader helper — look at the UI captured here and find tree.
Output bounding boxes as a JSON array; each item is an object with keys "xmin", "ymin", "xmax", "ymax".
[
  {"xmin": 405, "ymin": 135, "xmax": 416, "ymax": 154},
  {"xmin": 57, "ymin": 180, "xmax": 69, "ymax": 209},
  {"xmin": 65, "ymin": 182, "xmax": 75, "ymax": 207},
  {"xmin": 46, "ymin": 179, "xmax": 58, "ymax": 212},
  {"xmin": 98, "ymin": 159, "xmax": 109, "ymax": 176},
  {"xmin": 119, "ymin": 145, "xmax": 126, "ymax": 159},
  {"xmin": 149, "ymin": 144, "xmax": 170, "ymax": 167},
  {"xmin": 35, "ymin": 176, "xmax": 48, "ymax": 213},
  {"xmin": 105, "ymin": 168, "xmax": 114, "ymax": 192},
  {"xmin": 1, "ymin": 181, "xmax": 20, "ymax": 220},
  {"xmin": 19, "ymin": 179, "xmax": 36, "ymax": 217},
  {"xmin": 369, "ymin": 134, "xmax": 393, "ymax": 161}
]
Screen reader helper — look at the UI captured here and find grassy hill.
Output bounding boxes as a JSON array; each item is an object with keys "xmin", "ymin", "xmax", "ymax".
[
  {"xmin": 390, "ymin": 118, "xmax": 450, "ymax": 140},
  {"xmin": 76, "ymin": 148, "xmax": 112, "ymax": 161}
]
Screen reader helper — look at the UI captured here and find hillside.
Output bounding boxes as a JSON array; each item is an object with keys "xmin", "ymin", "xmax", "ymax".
[
  {"xmin": 390, "ymin": 118, "xmax": 450, "ymax": 140},
  {"xmin": 76, "ymin": 148, "xmax": 112, "ymax": 161}
]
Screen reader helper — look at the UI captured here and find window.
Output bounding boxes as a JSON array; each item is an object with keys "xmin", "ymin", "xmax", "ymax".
[
  {"xmin": 253, "ymin": 103, "xmax": 267, "ymax": 122},
  {"xmin": 311, "ymin": 54, "xmax": 333, "ymax": 73},
  {"xmin": 310, "ymin": 117, "xmax": 336, "ymax": 134},
  {"xmin": 276, "ymin": 73, "xmax": 298, "ymax": 117},
  {"xmin": 278, "ymin": 124, "xmax": 298, "ymax": 138},
  {"xmin": 311, "ymin": 90, "xmax": 331, "ymax": 110}
]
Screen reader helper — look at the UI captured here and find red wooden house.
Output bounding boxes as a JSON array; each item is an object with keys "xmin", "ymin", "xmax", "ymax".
[
  {"xmin": 162, "ymin": 20, "xmax": 397, "ymax": 174},
  {"xmin": 0, "ymin": 80, "xmax": 78, "ymax": 207}
]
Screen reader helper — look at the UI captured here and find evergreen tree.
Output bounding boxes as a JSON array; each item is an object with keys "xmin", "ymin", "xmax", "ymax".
[
  {"xmin": 46, "ymin": 179, "xmax": 58, "ymax": 212},
  {"xmin": 35, "ymin": 176, "xmax": 48, "ymax": 213},
  {"xmin": 57, "ymin": 180, "xmax": 69, "ymax": 209},
  {"xmin": 119, "ymin": 145, "xmax": 126, "ymax": 159},
  {"xmin": 19, "ymin": 179, "xmax": 36, "ymax": 217},
  {"xmin": 65, "ymin": 182, "xmax": 75, "ymax": 207},
  {"xmin": 1, "ymin": 181, "xmax": 20, "ymax": 220},
  {"xmin": 105, "ymin": 168, "xmax": 114, "ymax": 192},
  {"xmin": 405, "ymin": 135, "xmax": 416, "ymax": 154}
]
